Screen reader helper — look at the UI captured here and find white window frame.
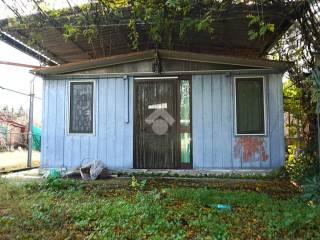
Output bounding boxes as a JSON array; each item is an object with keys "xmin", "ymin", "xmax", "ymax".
[
  {"xmin": 66, "ymin": 80, "xmax": 96, "ymax": 135},
  {"xmin": 234, "ymin": 76, "xmax": 267, "ymax": 136}
]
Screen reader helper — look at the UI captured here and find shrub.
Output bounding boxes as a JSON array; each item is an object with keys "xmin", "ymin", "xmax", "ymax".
[
  {"xmin": 285, "ymin": 145, "xmax": 317, "ymax": 181},
  {"xmin": 41, "ymin": 177, "xmax": 84, "ymax": 192},
  {"xmin": 301, "ymin": 175, "xmax": 320, "ymax": 205},
  {"xmin": 0, "ymin": 145, "xmax": 7, "ymax": 152},
  {"xmin": 130, "ymin": 176, "xmax": 147, "ymax": 191}
]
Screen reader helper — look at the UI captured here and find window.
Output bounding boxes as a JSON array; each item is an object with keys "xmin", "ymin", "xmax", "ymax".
[
  {"xmin": 69, "ymin": 81, "xmax": 94, "ymax": 134},
  {"xmin": 180, "ymin": 80, "xmax": 191, "ymax": 166},
  {"xmin": 235, "ymin": 77, "xmax": 265, "ymax": 135}
]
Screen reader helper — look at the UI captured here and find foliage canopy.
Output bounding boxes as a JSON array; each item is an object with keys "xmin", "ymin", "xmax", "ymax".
[{"xmin": 0, "ymin": 0, "xmax": 291, "ymax": 50}]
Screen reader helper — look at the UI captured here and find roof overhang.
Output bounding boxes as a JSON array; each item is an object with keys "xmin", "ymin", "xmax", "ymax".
[
  {"xmin": 32, "ymin": 49, "xmax": 290, "ymax": 76},
  {"xmin": 0, "ymin": 31, "xmax": 57, "ymax": 65},
  {"xmin": 0, "ymin": 2, "xmax": 305, "ymax": 64}
]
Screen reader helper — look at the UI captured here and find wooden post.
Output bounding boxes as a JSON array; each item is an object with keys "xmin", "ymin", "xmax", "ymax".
[{"xmin": 27, "ymin": 78, "xmax": 35, "ymax": 168}]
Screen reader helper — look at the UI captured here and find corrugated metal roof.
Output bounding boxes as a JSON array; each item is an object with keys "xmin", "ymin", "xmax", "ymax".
[{"xmin": 0, "ymin": 3, "xmax": 303, "ymax": 65}]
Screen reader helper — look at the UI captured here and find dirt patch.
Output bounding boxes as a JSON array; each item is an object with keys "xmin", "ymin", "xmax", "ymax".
[
  {"xmin": 82, "ymin": 177, "xmax": 300, "ymax": 200},
  {"xmin": 140, "ymin": 178, "xmax": 300, "ymax": 199},
  {"xmin": 0, "ymin": 151, "xmax": 40, "ymax": 171}
]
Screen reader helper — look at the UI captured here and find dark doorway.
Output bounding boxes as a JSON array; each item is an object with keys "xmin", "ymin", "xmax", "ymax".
[{"xmin": 134, "ymin": 77, "xmax": 192, "ymax": 169}]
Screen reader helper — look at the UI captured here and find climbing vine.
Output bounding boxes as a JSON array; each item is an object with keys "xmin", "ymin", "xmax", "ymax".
[{"xmin": 0, "ymin": 0, "xmax": 283, "ymax": 51}]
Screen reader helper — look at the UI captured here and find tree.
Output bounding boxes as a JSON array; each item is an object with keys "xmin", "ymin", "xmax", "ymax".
[
  {"xmin": 270, "ymin": 1, "xmax": 320, "ymax": 155},
  {"xmin": 283, "ymin": 80, "xmax": 303, "ymax": 146}
]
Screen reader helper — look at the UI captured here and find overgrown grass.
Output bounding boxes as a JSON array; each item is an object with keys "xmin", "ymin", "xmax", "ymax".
[{"xmin": 0, "ymin": 178, "xmax": 319, "ymax": 240}]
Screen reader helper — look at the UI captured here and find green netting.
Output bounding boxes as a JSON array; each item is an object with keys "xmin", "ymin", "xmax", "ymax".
[{"xmin": 32, "ymin": 125, "xmax": 41, "ymax": 151}]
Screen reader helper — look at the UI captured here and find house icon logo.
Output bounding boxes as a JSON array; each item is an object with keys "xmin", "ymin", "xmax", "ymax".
[{"xmin": 145, "ymin": 109, "xmax": 175, "ymax": 135}]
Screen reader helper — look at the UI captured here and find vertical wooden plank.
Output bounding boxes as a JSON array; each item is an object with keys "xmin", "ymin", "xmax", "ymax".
[
  {"xmin": 70, "ymin": 136, "xmax": 81, "ymax": 168},
  {"xmin": 221, "ymin": 74, "xmax": 233, "ymax": 168},
  {"xmin": 122, "ymin": 76, "xmax": 134, "ymax": 168},
  {"xmin": 40, "ymin": 80, "xmax": 49, "ymax": 168},
  {"xmin": 202, "ymin": 75, "xmax": 213, "ymax": 168},
  {"xmin": 232, "ymin": 137, "xmax": 242, "ymax": 169},
  {"xmin": 269, "ymin": 74, "xmax": 285, "ymax": 168},
  {"xmin": 98, "ymin": 78, "xmax": 108, "ymax": 166},
  {"xmin": 55, "ymin": 80, "xmax": 66, "ymax": 168},
  {"xmin": 106, "ymin": 77, "xmax": 116, "ymax": 168},
  {"xmin": 260, "ymin": 136, "xmax": 271, "ymax": 169},
  {"xmin": 63, "ymin": 80, "xmax": 73, "ymax": 168},
  {"xmin": 278, "ymin": 78, "xmax": 285, "ymax": 166},
  {"xmin": 261, "ymin": 77, "xmax": 271, "ymax": 169},
  {"xmin": 211, "ymin": 74, "xmax": 222, "ymax": 168},
  {"xmin": 104, "ymin": 78, "xmax": 109, "ymax": 166},
  {"xmin": 269, "ymin": 74, "xmax": 279, "ymax": 168},
  {"xmin": 89, "ymin": 79, "xmax": 98, "ymax": 161},
  {"xmin": 124, "ymin": 76, "xmax": 129, "ymax": 123},
  {"xmin": 46, "ymin": 80, "xmax": 57, "ymax": 168},
  {"xmin": 192, "ymin": 75, "xmax": 204, "ymax": 169},
  {"xmin": 115, "ymin": 77, "xmax": 124, "ymax": 168},
  {"xmin": 80, "ymin": 136, "xmax": 90, "ymax": 163},
  {"xmin": 231, "ymin": 75, "xmax": 241, "ymax": 169}
]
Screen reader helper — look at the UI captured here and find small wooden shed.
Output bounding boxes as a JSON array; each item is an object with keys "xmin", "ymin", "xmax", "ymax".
[
  {"xmin": 0, "ymin": 119, "xmax": 26, "ymax": 149},
  {"xmin": 0, "ymin": 2, "xmax": 302, "ymax": 171},
  {"xmin": 33, "ymin": 49, "xmax": 287, "ymax": 170}
]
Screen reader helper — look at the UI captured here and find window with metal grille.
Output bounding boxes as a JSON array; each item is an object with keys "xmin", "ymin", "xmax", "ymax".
[{"xmin": 69, "ymin": 81, "xmax": 94, "ymax": 134}]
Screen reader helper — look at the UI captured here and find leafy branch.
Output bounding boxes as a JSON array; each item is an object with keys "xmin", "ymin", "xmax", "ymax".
[{"xmin": 247, "ymin": 14, "xmax": 275, "ymax": 40}]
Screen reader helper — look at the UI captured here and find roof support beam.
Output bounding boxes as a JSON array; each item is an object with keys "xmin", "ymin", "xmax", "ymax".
[{"xmin": 0, "ymin": 60, "xmax": 39, "ymax": 68}]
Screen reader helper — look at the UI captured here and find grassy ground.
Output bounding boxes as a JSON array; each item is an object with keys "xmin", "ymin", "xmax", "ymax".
[
  {"xmin": 0, "ymin": 177, "xmax": 319, "ymax": 240},
  {"xmin": 0, "ymin": 151, "xmax": 40, "ymax": 171}
]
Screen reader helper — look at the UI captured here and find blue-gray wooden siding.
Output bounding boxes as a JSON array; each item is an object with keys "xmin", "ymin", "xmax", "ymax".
[
  {"xmin": 192, "ymin": 74, "xmax": 284, "ymax": 169},
  {"xmin": 41, "ymin": 77, "xmax": 133, "ymax": 169},
  {"xmin": 41, "ymin": 73, "xmax": 284, "ymax": 169}
]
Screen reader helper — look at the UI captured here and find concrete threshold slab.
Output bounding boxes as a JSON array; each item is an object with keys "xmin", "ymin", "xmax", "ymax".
[{"xmin": 110, "ymin": 169, "xmax": 274, "ymax": 177}]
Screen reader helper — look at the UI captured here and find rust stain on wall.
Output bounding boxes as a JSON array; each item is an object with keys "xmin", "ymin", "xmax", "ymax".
[{"xmin": 234, "ymin": 137, "xmax": 268, "ymax": 161}]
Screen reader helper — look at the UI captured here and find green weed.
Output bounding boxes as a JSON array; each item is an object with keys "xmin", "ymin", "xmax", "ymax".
[{"xmin": 0, "ymin": 178, "xmax": 319, "ymax": 239}]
